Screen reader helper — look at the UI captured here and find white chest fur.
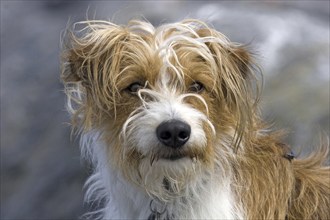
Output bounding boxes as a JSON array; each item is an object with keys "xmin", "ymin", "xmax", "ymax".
[{"xmin": 96, "ymin": 167, "xmax": 242, "ymax": 220}]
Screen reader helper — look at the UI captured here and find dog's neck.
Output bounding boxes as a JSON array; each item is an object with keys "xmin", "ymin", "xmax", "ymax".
[
  {"xmin": 94, "ymin": 159, "xmax": 241, "ymax": 219},
  {"xmin": 82, "ymin": 139, "xmax": 243, "ymax": 219}
]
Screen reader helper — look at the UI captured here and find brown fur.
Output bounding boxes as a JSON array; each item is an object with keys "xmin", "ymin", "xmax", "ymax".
[
  {"xmin": 234, "ymin": 134, "xmax": 329, "ymax": 219},
  {"xmin": 61, "ymin": 19, "xmax": 330, "ymax": 219}
]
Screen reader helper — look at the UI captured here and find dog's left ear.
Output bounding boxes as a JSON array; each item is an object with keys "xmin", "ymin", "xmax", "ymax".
[
  {"xmin": 227, "ymin": 45, "xmax": 252, "ymax": 79},
  {"xmin": 197, "ymin": 28, "xmax": 259, "ymax": 147},
  {"xmin": 197, "ymin": 28, "xmax": 254, "ymax": 79},
  {"xmin": 208, "ymin": 41, "xmax": 257, "ymax": 106}
]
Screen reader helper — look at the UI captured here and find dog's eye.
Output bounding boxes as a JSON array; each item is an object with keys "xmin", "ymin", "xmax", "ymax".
[
  {"xmin": 188, "ymin": 82, "xmax": 204, "ymax": 93},
  {"xmin": 127, "ymin": 82, "xmax": 144, "ymax": 93}
]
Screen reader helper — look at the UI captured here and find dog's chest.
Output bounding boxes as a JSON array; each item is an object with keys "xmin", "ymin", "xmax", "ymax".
[
  {"xmin": 146, "ymin": 196, "xmax": 237, "ymax": 220},
  {"xmin": 106, "ymin": 177, "xmax": 240, "ymax": 219}
]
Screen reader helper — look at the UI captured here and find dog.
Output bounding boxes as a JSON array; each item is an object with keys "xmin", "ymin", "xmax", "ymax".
[{"xmin": 61, "ymin": 19, "xmax": 330, "ymax": 219}]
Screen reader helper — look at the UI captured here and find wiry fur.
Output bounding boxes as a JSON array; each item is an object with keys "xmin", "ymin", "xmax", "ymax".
[{"xmin": 61, "ymin": 19, "xmax": 330, "ymax": 219}]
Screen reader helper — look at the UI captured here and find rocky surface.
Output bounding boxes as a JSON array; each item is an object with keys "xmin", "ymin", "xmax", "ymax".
[{"xmin": 1, "ymin": 1, "xmax": 329, "ymax": 219}]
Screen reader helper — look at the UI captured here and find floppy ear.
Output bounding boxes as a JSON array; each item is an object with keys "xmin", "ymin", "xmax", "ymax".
[
  {"xmin": 228, "ymin": 45, "xmax": 253, "ymax": 79},
  {"xmin": 60, "ymin": 21, "xmax": 129, "ymax": 129},
  {"xmin": 60, "ymin": 21, "xmax": 130, "ymax": 87},
  {"xmin": 206, "ymin": 41, "xmax": 257, "ymax": 107},
  {"xmin": 197, "ymin": 27, "xmax": 260, "ymax": 149},
  {"xmin": 196, "ymin": 28, "xmax": 256, "ymax": 91},
  {"xmin": 61, "ymin": 45, "xmax": 88, "ymax": 83}
]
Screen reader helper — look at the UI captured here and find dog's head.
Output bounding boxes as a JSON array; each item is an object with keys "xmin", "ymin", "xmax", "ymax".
[{"xmin": 61, "ymin": 19, "xmax": 259, "ymax": 199}]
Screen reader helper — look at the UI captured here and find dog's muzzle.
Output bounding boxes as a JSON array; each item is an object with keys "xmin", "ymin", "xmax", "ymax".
[{"xmin": 156, "ymin": 119, "xmax": 191, "ymax": 149}]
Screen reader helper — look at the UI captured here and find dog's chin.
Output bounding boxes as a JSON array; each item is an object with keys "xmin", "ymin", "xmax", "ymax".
[{"xmin": 137, "ymin": 154, "xmax": 201, "ymax": 200}]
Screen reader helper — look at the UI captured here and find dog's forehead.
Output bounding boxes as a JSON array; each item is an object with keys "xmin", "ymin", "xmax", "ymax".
[
  {"xmin": 121, "ymin": 28, "xmax": 216, "ymax": 87},
  {"xmin": 112, "ymin": 20, "xmax": 236, "ymax": 92}
]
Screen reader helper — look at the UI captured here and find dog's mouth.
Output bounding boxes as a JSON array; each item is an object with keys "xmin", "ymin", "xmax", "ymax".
[
  {"xmin": 161, "ymin": 154, "xmax": 186, "ymax": 161},
  {"xmin": 149, "ymin": 151, "xmax": 198, "ymax": 165}
]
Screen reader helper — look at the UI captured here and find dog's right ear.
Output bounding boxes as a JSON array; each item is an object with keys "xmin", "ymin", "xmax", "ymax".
[
  {"xmin": 61, "ymin": 47, "xmax": 87, "ymax": 84},
  {"xmin": 60, "ymin": 21, "xmax": 130, "ymax": 129},
  {"xmin": 60, "ymin": 28, "xmax": 94, "ymax": 87},
  {"xmin": 61, "ymin": 46, "xmax": 84, "ymax": 83},
  {"xmin": 60, "ymin": 21, "xmax": 128, "ymax": 88}
]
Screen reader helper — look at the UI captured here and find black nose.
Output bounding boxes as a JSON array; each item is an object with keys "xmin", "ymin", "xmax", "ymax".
[{"xmin": 156, "ymin": 120, "xmax": 191, "ymax": 148}]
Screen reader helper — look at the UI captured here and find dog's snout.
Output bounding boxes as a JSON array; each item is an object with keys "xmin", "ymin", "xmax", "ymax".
[{"xmin": 156, "ymin": 120, "xmax": 191, "ymax": 148}]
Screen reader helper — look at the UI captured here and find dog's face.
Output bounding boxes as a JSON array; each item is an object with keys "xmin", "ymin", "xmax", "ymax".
[{"xmin": 62, "ymin": 19, "xmax": 257, "ymax": 199}]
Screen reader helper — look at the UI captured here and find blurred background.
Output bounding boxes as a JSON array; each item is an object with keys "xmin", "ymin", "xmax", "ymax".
[{"xmin": 1, "ymin": 1, "xmax": 329, "ymax": 219}]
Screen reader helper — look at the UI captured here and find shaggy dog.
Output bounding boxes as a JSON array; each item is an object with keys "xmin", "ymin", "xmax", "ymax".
[{"xmin": 61, "ymin": 19, "xmax": 329, "ymax": 219}]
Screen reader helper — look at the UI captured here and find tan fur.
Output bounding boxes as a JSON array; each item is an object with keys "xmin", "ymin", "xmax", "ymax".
[{"xmin": 61, "ymin": 19, "xmax": 330, "ymax": 219}]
